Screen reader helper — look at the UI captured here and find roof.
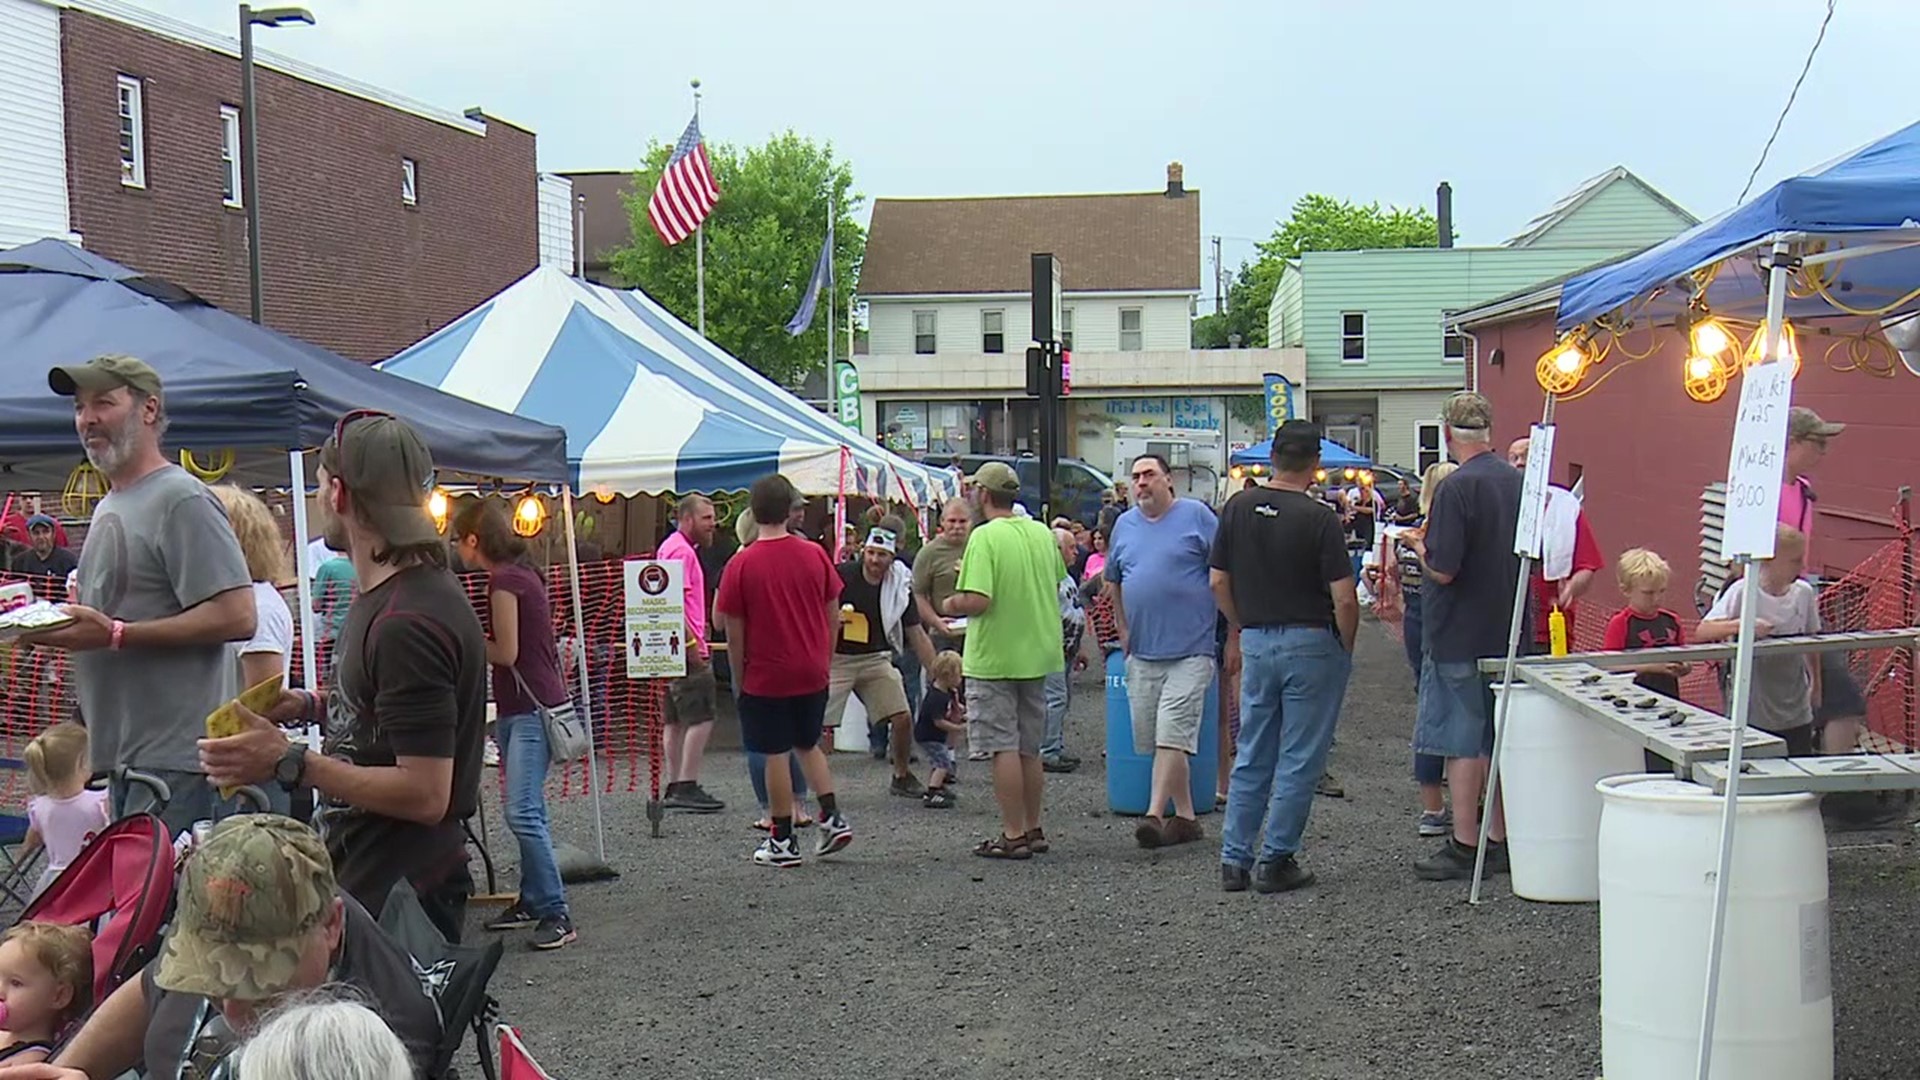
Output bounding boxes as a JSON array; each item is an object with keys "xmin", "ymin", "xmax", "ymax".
[
  {"xmin": 558, "ymin": 171, "xmax": 637, "ymax": 268},
  {"xmin": 1504, "ymin": 166, "xmax": 1698, "ymax": 248},
  {"xmin": 859, "ymin": 190, "xmax": 1201, "ymax": 296},
  {"xmin": 1448, "ymin": 245, "xmax": 1662, "ymax": 328}
]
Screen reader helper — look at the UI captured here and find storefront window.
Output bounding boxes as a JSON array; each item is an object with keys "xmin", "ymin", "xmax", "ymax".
[
  {"xmin": 927, "ymin": 403, "xmax": 971, "ymax": 456},
  {"xmin": 878, "ymin": 400, "xmax": 929, "ymax": 454}
]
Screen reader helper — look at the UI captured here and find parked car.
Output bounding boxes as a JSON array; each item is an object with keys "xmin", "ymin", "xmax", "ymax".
[{"xmin": 925, "ymin": 454, "xmax": 1116, "ymax": 526}]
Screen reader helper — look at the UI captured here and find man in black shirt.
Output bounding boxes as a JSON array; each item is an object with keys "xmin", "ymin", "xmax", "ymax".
[
  {"xmin": 827, "ymin": 520, "xmax": 937, "ymax": 795},
  {"xmin": 30, "ymin": 816, "xmax": 442, "ymax": 1080},
  {"xmin": 201, "ymin": 412, "xmax": 486, "ymax": 942},
  {"xmin": 1407, "ymin": 391, "xmax": 1523, "ymax": 881},
  {"xmin": 15, "ymin": 514, "xmax": 79, "ymax": 597},
  {"xmin": 1208, "ymin": 420, "xmax": 1359, "ymax": 894}
]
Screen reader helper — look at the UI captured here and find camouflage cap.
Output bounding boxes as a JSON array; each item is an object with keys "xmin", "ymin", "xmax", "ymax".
[
  {"xmin": 1440, "ymin": 390, "xmax": 1494, "ymax": 431},
  {"xmin": 155, "ymin": 815, "xmax": 337, "ymax": 1001}
]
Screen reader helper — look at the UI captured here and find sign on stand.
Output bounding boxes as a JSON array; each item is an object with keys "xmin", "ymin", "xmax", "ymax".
[
  {"xmin": 1513, "ymin": 422, "xmax": 1557, "ymax": 558},
  {"xmin": 1720, "ymin": 360, "xmax": 1795, "ymax": 559},
  {"xmin": 623, "ymin": 558, "xmax": 687, "ymax": 679}
]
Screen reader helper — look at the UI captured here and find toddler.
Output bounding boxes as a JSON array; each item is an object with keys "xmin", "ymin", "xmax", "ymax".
[
  {"xmin": 1696, "ymin": 524, "xmax": 1821, "ymax": 756},
  {"xmin": 1603, "ymin": 549, "xmax": 1690, "ymax": 772},
  {"xmin": 917, "ymin": 652, "xmax": 967, "ymax": 809},
  {"xmin": 21, "ymin": 723, "xmax": 109, "ymax": 899},
  {"xmin": 0, "ymin": 921, "xmax": 93, "ymax": 1064}
]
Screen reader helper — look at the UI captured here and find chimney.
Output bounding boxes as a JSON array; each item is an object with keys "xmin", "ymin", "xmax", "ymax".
[
  {"xmin": 1165, "ymin": 162, "xmax": 1185, "ymax": 198},
  {"xmin": 1436, "ymin": 181, "xmax": 1454, "ymax": 248}
]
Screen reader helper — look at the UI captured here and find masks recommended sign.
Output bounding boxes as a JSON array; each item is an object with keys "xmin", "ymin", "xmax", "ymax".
[{"xmin": 623, "ymin": 558, "xmax": 687, "ymax": 678}]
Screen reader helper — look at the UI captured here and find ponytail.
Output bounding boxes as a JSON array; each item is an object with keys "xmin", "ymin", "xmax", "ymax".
[{"xmin": 452, "ymin": 499, "xmax": 529, "ymax": 565}]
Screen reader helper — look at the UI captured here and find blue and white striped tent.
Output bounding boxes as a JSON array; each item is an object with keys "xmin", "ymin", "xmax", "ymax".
[{"xmin": 378, "ymin": 266, "xmax": 958, "ymax": 504}]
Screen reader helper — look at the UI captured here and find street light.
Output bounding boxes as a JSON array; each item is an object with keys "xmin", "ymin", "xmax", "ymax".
[{"xmin": 239, "ymin": 4, "xmax": 315, "ymax": 324}]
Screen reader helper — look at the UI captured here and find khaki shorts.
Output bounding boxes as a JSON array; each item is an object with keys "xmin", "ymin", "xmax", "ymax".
[
  {"xmin": 825, "ymin": 651, "xmax": 911, "ymax": 728},
  {"xmin": 968, "ymin": 677, "xmax": 1046, "ymax": 757},
  {"xmin": 666, "ymin": 660, "xmax": 717, "ymax": 726},
  {"xmin": 1127, "ymin": 655, "xmax": 1215, "ymax": 755}
]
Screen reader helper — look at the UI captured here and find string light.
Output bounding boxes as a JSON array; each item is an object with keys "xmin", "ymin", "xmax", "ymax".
[
  {"xmin": 513, "ymin": 494, "xmax": 547, "ymax": 537},
  {"xmin": 1744, "ymin": 319, "xmax": 1802, "ymax": 378},
  {"xmin": 1684, "ymin": 356, "xmax": 1731, "ymax": 403},
  {"xmin": 591, "ymin": 487, "xmax": 616, "ymax": 505},
  {"xmin": 1690, "ymin": 317, "xmax": 1734, "ymax": 358},
  {"xmin": 1535, "ymin": 334, "xmax": 1591, "ymax": 394},
  {"xmin": 428, "ymin": 488, "xmax": 450, "ymax": 533}
]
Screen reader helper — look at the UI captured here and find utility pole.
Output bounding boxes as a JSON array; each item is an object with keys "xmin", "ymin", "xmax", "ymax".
[
  {"xmin": 1028, "ymin": 253, "xmax": 1063, "ymax": 520},
  {"xmin": 1212, "ymin": 234, "xmax": 1224, "ymax": 316},
  {"xmin": 239, "ymin": 3, "xmax": 315, "ymax": 324}
]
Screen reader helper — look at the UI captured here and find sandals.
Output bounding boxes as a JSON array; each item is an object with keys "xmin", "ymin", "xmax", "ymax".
[
  {"xmin": 1025, "ymin": 827, "xmax": 1050, "ymax": 854},
  {"xmin": 972, "ymin": 833, "xmax": 1032, "ymax": 860}
]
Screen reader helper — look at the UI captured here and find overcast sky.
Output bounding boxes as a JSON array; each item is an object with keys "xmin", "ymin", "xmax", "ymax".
[{"xmin": 156, "ymin": 0, "xmax": 1917, "ymax": 268}]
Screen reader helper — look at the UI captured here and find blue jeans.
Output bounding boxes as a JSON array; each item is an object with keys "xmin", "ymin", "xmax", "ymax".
[
  {"xmin": 1221, "ymin": 626, "xmax": 1352, "ymax": 868},
  {"xmin": 748, "ymin": 750, "xmax": 808, "ymax": 810},
  {"xmin": 499, "ymin": 712, "xmax": 567, "ymax": 919},
  {"xmin": 1402, "ymin": 590, "xmax": 1445, "ymax": 787},
  {"xmin": 1041, "ymin": 669, "xmax": 1071, "ymax": 758},
  {"xmin": 112, "ymin": 769, "xmax": 290, "ymax": 839}
]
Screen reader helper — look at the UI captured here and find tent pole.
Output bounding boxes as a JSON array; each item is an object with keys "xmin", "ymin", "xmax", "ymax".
[
  {"xmin": 1694, "ymin": 235, "xmax": 1794, "ymax": 1080},
  {"xmin": 288, "ymin": 450, "xmax": 319, "ymax": 696},
  {"xmin": 560, "ymin": 487, "xmax": 608, "ymax": 863}
]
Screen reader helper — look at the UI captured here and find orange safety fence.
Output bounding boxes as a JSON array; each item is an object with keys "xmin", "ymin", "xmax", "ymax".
[{"xmin": 0, "ymin": 558, "xmax": 671, "ymax": 808}]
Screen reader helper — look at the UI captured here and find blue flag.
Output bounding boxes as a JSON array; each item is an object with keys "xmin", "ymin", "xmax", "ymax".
[{"xmin": 785, "ymin": 211, "xmax": 834, "ymax": 337}]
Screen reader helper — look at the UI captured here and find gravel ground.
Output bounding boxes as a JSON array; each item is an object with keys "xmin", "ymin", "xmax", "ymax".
[{"xmin": 474, "ymin": 621, "xmax": 1920, "ymax": 1080}]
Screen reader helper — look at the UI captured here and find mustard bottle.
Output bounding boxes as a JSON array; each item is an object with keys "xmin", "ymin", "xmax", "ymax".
[{"xmin": 1548, "ymin": 606, "xmax": 1569, "ymax": 657}]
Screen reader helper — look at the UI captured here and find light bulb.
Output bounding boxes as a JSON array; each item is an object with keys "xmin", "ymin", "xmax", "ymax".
[
  {"xmin": 428, "ymin": 488, "xmax": 449, "ymax": 520},
  {"xmin": 1686, "ymin": 355, "xmax": 1715, "ymax": 380},
  {"xmin": 1551, "ymin": 342, "xmax": 1585, "ymax": 374},
  {"xmin": 516, "ymin": 496, "xmax": 541, "ymax": 524},
  {"xmin": 1691, "ymin": 319, "xmax": 1732, "ymax": 357}
]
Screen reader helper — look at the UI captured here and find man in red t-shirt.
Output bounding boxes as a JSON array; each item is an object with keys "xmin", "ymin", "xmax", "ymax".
[
  {"xmin": 714, "ymin": 474, "xmax": 853, "ymax": 868},
  {"xmin": 1509, "ymin": 437, "xmax": 1603, "ymax": 652}
]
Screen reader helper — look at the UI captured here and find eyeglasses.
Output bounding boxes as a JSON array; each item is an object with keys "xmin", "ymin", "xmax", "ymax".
[{"xmin": 328, "ymin": 408, "xmax": 393, "ymax": 477}]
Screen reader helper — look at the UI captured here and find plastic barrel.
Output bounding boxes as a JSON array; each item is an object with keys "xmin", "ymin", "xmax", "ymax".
[
  {"xmin": 832, "ymin": 693, "xmax": 868, "ymax": 752},
  {"xmin": 1104, "ymin": 650, "xmax": 1219, "ymax": 816},
  {"xmin": 1597, "ymin": 775, "xmax": 1831, "ymax": 1079},
  {"xmin": 1493, "ymin": 681, "xmax": 1643, "ymax": 902}
]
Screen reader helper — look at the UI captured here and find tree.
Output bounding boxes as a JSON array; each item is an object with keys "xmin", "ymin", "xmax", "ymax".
[
  {"xmin": 1192, "ymin": 194, "xmax": 1445, "ymax": 349},
  {"xmin": 608, "ymin": 132, "xmax": 861, "ymax": 387}
]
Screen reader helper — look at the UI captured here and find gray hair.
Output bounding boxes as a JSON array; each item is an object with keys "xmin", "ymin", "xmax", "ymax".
[
  {"xmin": 133, "ymin": 388, "xmax": 170, "ymax": 439},
  {"xmin": 1447, "ymin": 424, "xmax": 1490, "ymax": 446},
  {"xmin": 233, "ymin": 988, "xmax": 412, "ymax": 1080}
]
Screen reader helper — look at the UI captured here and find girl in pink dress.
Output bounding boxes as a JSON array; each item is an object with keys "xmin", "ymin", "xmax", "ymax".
[{"xmin": 21, "ymin": 723, "xmax": 109, "ymax": 899}]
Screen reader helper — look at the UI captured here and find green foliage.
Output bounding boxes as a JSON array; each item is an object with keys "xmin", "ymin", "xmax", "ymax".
[
  {"xmin": 1225, "ymin": 394, "xmax": 1268, "ymax": 431},
  {"xmin": 1193, "ymin": 194, "xmax": 1446, "ymax": 350},
  {"xmin": 608, "ymin": 132, "xmax": 862, "ymax": 387}
]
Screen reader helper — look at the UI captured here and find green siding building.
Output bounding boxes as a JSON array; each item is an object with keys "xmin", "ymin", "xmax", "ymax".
[{"xmin": 1269, "ymin": 167, "xmax": 1694, "ymax": 471}]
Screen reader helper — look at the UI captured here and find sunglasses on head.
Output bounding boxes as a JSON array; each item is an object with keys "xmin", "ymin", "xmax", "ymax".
[{"xmin": 328, "ymin": 409, "xmax": 394, "ymax": 479}]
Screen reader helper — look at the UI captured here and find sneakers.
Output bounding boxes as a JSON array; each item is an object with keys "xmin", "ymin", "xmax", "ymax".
[
  {"xmin": 753, "ymin": 835, "xmax": 803, "ymax": 868},
  {"xmin": 1417, "ymin": 809, "xmax": 1453, "ymax": 837},
  {"xmin": 530, "ymin": 915, "xmax": 577, "ymax": 951},
  {"xmin": 1041, "ymin": 754, "xmax": 1080, "ymax": 774},
  {"xmin": 1414, "ymin": 837, "xmax": 1510, "ymax": 881},
  {"xmin": 1253, "ymin": 856, "xmax": 1315, "ymax": 894},
  {"xmin": 890, "ymin": 774, "xmax": 926, "ymax": 798},
  {"xmin": 663, "ymin": 781, "xmax": 725, "ymax": 813},
  {"xmin": 483, "ymin": 902, "xmax": 538, "ymax": 932},
  {"xmin": 815, "ymin": 814, "xmax": 854, "ymax": 857},
  {"xmin": 1315, "ymin": 771, "xmax": 1346, "ymax": 799},
  {"xmin": 1134, "ymin": 817, "xmax": 1165, "ymax": 849},
  {"xmin": 483, "ymin": 738, "xmax": 501, "ymax": 768},
  {"xmin": 922, "ymin": 787, "xmax": 956, "ymax": 809},
  {"xmin": 1221, "ymin": 864, "xmax": 1251, "ymax": 892}
]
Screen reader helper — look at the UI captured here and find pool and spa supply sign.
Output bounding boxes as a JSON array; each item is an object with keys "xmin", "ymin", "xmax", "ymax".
[{"xmin": 623, "ymin": 558, "xmax": 687, "ymax": 679}]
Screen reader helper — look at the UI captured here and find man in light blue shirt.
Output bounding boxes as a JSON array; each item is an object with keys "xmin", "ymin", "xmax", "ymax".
[{"xmin": 1106, "ymin": 454, "xmax": 1219, "ymax": 850}]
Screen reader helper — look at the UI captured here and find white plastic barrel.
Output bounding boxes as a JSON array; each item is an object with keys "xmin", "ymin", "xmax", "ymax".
[
  {"xmin": 1596, "ymin": 775, "xmax": 1831, "ymax": 1080},
  {"xmin": 1493, "ymin": 681, "xmax": 1643, "ymax": 902},
  {"xmin": 833, "ymin": 693, "xmax": 868, "ymax": 752}
]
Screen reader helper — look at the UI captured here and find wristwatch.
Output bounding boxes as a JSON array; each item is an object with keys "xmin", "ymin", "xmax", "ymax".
[{"xmin": 274, "ymin": 742, "xmax": 308, "ymax": 790}]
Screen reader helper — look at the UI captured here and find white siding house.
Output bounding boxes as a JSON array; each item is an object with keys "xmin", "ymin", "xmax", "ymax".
[
  {"xmin": 0, "ymin": 0, "xmax": 76, "ymax": 248},
  {"xmin": 536, "ymin": 172, "xmax": 575, "ymax": 269}
]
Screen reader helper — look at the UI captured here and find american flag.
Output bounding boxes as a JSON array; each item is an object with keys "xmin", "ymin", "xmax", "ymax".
[{"xmin": 646, "ymin": 115, "xmax": 720, "ymax": 247}]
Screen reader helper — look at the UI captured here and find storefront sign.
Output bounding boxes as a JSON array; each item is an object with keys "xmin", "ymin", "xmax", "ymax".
[
  {"xmin": 1263, "ymin": 373, "xmax": 1296, "ymax": 426},
  {"xmin": 834, "ymin": 362, "xmax": 861, "ymax": 429},
  {"xmin": 623, "ymin": 558, "xmax": 687, "ymax": 679}
]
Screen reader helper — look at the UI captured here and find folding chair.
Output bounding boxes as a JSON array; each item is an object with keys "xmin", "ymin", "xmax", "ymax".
[{"xmin": 380, "ymin": 880, "xmax": 504, "ymax": 1080}]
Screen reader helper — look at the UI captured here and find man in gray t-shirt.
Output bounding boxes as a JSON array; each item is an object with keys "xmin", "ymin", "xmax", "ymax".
[{"xmin": 27, "ymin": 355, "xmax": 255, "ymax": 835}]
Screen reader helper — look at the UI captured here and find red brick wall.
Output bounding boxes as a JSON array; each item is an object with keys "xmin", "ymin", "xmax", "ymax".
[
  {"xmin": 60, "ymin": 9, "xmax": 536, "ymax": 362},
  {"xmin": 1473, "ymin": 309, "xmax": 1914, "ymax": 613}
]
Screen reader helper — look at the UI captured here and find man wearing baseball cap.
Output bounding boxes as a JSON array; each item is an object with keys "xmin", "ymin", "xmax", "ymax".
[
  {"xmin": 1780, "ymin": 405, "xmax": 1843, "ymax": 570},
  {"xmin": 26, "ymin": 354, "xmax": 258, "ymax": 836},
  {"xmin": 826, "ymin": 517, "xmax": 938, "ymax": 798},
  {"xmin": 15, "ymin": 815, "xmax": 440, "ymax": 1080},
  {"xmin": 199, "ymin": 412, "xmax": 488, "ymax": 942}
]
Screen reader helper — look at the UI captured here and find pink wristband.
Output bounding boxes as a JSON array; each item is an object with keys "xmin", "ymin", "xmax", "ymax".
[{"xmin": 109, "ymin": 619, "xmax": 126, "ymax": 650}]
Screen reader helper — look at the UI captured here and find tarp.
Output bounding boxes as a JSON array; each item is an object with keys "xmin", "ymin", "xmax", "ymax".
[
  {"xmin": 378, "ymin": 265, "xmax": 959, "ymax": 504},
  {"xmin": 1558, "ymin": 118, "xmax": 1920, "ymax": 331},
  {"xmin": 0, "ymin": 240, "xmax": 571, "ymax": 488},
  {"xmin": 1230, "ymin": 438, "xmax": 1369, "ymax": 469}
]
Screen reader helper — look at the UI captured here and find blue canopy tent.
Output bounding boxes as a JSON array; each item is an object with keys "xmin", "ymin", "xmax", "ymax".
[
  {"xmin": 0, "ymin": 240, "xmax": 571, "ymax": 489},
  {"xmin": 1229, "ymin": 438, "xmax": 1369, "ymax": 469}
]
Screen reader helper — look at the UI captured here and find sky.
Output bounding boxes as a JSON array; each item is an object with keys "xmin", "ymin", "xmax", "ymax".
[{"xmin": 152, "ymin": 0, "xmax": 1920, "ymax": 276}]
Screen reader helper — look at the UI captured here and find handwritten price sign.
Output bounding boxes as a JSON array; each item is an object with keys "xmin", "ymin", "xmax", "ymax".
[{"xmin": 1719, "ymin": 360, "xmax": 1795, "ymax": 560}]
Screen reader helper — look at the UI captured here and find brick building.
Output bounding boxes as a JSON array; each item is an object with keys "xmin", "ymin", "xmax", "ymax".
[{"xmin": 2, "ymin": 0, "xmax": 557, "ymax": 362}]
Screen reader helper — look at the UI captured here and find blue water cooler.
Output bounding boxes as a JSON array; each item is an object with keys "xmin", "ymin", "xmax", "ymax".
[{"xmin": 1104, "ymin": 650, "xmax": 1220, "ymax": 816}]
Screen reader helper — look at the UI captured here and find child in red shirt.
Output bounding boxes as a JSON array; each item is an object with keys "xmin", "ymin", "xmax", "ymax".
[{"xmin": 1602, "ymin": 549, "xmax": 1690, "ymax": 773}]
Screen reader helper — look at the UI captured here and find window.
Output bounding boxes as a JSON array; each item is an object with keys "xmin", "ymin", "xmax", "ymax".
[
  {"xmin": 1060, "ymin": 307, "xmax": 1074, "ymax": 351},
  {"xmin": 981, "ymin": 309, "xmax": 1005, "ymax": 354},
  {"xmin": 1415, "ymin": 422, "xmax": 1444, "ymax": 474},
  {"xmin": 1119, "ymin": 307, "xmax": 1143, "ymax": 351},
  {"xmin": 219, "ymin": 105, "xmax": 242, "ymax": 207},
  {"xmin": 401, "ymin": 158, "xmax": 418, "ymax": 206},
  {"xmin": 1340, "ymin": 311, "xmax": 1367, "ymax": 362},
  {"xmin": 913, "ymin": 311, "xmax": 936, "ymax": 355},
  {"xmin": 117, "ymin": 75, "xmax": 145, "ymax": 188},
  {"xmin": 1443, "ymin": 332, "xmax": 1469, "ymax": 363}
]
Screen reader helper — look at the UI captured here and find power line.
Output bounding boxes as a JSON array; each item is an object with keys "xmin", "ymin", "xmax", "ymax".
[{"xmin": 1738, "ymin": 0, "xmax": 1838, "ymax": 203}]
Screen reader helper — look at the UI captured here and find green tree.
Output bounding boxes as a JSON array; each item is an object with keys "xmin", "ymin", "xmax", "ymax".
[
  {"xmin": 1193, "ymin": 194, "xmax": 1445, "ymax": 348},
  {"xmin": 608, "ymin": 132, "xmax": 861, "ymax": 386}
]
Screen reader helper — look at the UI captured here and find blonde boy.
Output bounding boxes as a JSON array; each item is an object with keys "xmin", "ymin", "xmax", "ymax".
[{"xmin": 1696, "ymin": 524, "xmax": 1821, "ymax": 755}]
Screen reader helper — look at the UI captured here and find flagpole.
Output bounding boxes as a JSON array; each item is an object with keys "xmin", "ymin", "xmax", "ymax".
[
  {"xmin": 826, "ymin": 190, "xmax": 834, "ymax": 375},
  {"xmin": 692, "ymin": 77, "xmax": 705, "ymax": 337}
]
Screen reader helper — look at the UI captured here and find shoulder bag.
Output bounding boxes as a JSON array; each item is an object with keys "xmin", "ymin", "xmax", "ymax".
[{"xmin": 509, "ymin": 666, "xmax": 591, "ymax": 763}]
